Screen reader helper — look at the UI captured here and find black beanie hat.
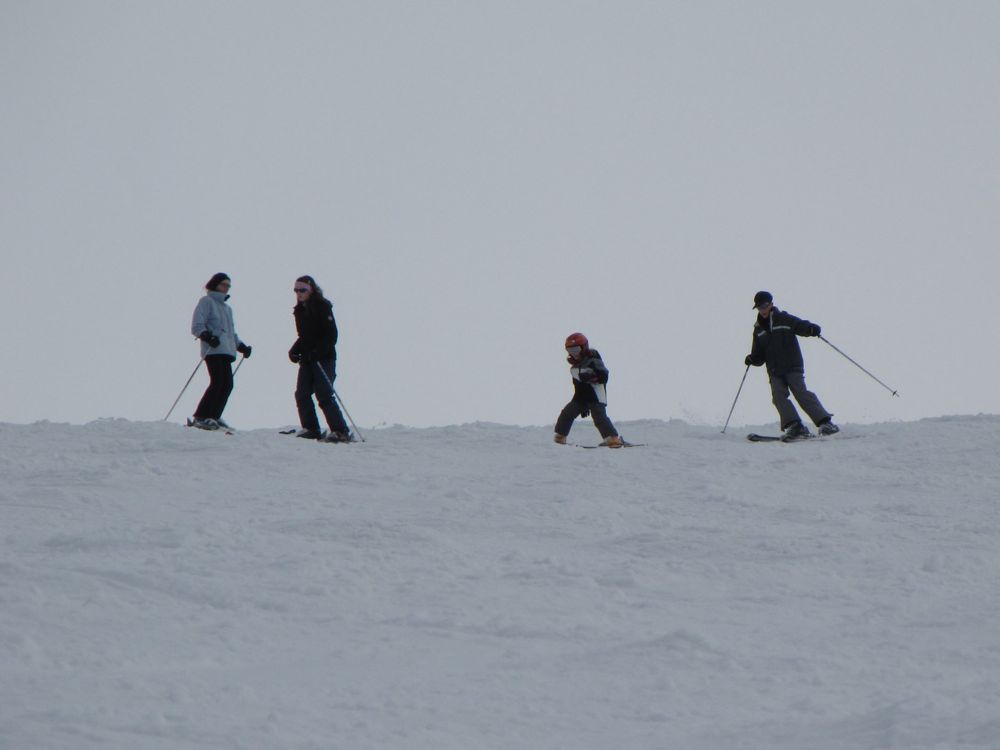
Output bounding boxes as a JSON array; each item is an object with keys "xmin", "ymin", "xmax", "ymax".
[{"xmin": 206, "ymin": 273, "xmax": 231, "ymax": 291}]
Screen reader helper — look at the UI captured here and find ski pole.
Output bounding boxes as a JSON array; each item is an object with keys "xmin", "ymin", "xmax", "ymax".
[
  {"xmin": 721, "ymin": 364, "xmax": 750, "ymax": 434},
  {"xmin": 332, "ymin": 388, "xmax": 365, "ymax": 443},
  {"xmin": 313, "ymin": 362, "xmax": 366, "ymax": 442},
  {"xmin": 232, "ymin": 355, "xmax": 246, "ymax": 377},
  {"xmin": 819, "ymin": 336, "xmax": 899, "ymax": 397},
  {"xmin": 163, "ymin": 358, "xmax": 204, "ymax": 421}
]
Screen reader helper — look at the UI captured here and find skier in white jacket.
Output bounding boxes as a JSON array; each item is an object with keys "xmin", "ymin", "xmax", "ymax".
[{"xmin": 189, "ymin": 273, "xmax": 251, "ymax": 430}]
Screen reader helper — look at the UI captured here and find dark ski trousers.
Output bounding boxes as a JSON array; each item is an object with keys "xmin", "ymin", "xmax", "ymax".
[
  {"xmin": 296, "ymin": 358, "xmax": 349, "ymax": 436},
  {"xmin": 769, "ymin": 369, "xmax": 832, "ymax": 430},
  {"xmin": 194, "ymin": 354, "xmax": 234, "ymax": 420},
  {"xmin": 555, "ymin": 400, "xmax": 619, "ymax": 439}
]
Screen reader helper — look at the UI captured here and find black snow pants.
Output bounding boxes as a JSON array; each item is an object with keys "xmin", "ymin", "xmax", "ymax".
[
  {"xmin": 555, "ymin": 400, "xmax": 619, "ymax": 440},
  {"xmin": 296, "ymin": 358, "xmax": 349, "ymax": 436},
  {"xmin": 194, "ymin": 354, "xmax": 234, "ymax": 420}
]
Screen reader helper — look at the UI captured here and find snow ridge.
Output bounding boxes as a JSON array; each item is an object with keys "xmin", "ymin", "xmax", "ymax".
[{"xmin": 2, "ymin": 417, "xmax": 1000, "ymax": 749}]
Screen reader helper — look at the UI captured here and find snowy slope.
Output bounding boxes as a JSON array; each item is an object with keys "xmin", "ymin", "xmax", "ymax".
[{"xmin": 2, "ymin": 417, "xmax": 1000, "ymax": 750}]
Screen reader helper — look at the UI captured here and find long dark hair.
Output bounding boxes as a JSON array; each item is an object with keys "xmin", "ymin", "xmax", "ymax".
[{"xmin": 296, "ymin": 275, "xmax": 330, "ymax": 311}]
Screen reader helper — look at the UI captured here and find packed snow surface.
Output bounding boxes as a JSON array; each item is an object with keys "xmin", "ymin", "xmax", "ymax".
[{"xmin": 2, "ymin": 417, "xmax": 1000, "ymax": 749}]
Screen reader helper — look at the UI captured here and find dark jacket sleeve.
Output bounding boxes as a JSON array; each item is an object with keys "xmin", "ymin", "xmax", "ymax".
[
  {"xmin": 314, "ymin": 301, "xmax": 338, "ymax": 359},
  {"xmin": 587, "ymin": 353, "xmax": 609, "ymax": 384},
  {"xmin": 325, "ymin": 305, "xmax": 339, "ymax": 350},
  {"xmin": 748, "ymin": 326, "xmax": 766, "ymax": 366},
  {"xmin": 792, "ymin": 316, "xmax": 818, "ymax": 336},
  {"xmin": 782, "ymin": 311, "xmax": 814, "ymax": 337}
]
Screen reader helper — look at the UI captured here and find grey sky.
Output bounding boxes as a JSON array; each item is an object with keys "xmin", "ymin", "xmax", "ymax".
[{"xmin": 3, "ymin": 1, "xmax": 999, "ymax": 429}]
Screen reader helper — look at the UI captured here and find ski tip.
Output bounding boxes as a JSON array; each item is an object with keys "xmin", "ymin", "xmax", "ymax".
[{"xmin": 746, "ymin": 433, "xmax": 783, "ymax": 442}]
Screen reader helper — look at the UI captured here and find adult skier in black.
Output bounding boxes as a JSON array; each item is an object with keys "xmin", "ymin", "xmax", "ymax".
[
  {"xmin": 554, "ymin": 332, "xmax": 623, "ymax": 447},
  {"xmin": 288, "ymin": 275, "xmax": 351, "ymax": 443},
  {"xmin": 745, "ymin": 291, "xmax": 839, "ymax": 439}
]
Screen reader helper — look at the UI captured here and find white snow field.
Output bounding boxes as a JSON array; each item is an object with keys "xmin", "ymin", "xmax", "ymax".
[{"xmin": 2, "ymin": 416, "xmax": 1000, "ymax": 750}]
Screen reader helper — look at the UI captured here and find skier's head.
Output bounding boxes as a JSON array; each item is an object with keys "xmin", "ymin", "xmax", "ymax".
[
  {"xmin": 206, "ymin": 273, "xmax": 231, "ymax": 292},
  {"xmin": 294, "ymin": 275, "xmax": 326, "ymax": 305},
  {"xmin": 565, "ymin": 332, "xmax": 589, "ymax": 363},
  {"xmin": 752, "ymin": 291, "xmax": 773, "ymax": 310}
]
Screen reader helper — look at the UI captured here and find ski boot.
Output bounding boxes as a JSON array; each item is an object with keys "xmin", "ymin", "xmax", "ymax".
[
  {"xmin": 782, "ymin": 422, "xmax": 811, "ymax": 441},
  {"xmin": 817, "ymin": 420, "xmax": 840, "ymax": 436},
  {"xmin": 296, "ymin": 429, "xmax": 324, "ymax": 440}
]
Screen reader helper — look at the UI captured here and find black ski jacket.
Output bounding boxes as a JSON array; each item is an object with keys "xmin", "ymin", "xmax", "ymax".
[
  {"xmin": 570, "ymin": 349, "xmax": 610, "ymax": 404},
  {"xmin": 290, "ymin": 298, "xmax": 338, "ymax": 362},
  {"xmin": 747, "ymin": 308, "xmax": 818, "ymax": 376}
]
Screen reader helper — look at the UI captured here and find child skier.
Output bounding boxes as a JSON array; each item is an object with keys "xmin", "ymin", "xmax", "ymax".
[{"xmin": 554, "ymin": 332, "xmax": 623, "ymax": 447}]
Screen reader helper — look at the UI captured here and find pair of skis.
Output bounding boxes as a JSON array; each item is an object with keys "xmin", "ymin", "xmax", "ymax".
[
  {"xmin": 279, "ymin": 428, "xmax": 356, "ymax": 443},
  {"xmin": 746, "ymin": 432, "xmax": 853, "ymax": 443}
]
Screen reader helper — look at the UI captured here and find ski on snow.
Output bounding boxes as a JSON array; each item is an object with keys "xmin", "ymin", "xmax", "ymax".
[
  {"xmin": 575, "ymin": 440, "xmax": 644, "ymax": 449},
  {"xmin": 746, "ymin": 432, "xmax": 856, "ymax": 443},
  {"xmin": 186, "ymin": 418, "xmax": 234, "ymax": 436},
  {"xmin": 279, "ymin": 428, "xmax": 358, "ymax": 443}
]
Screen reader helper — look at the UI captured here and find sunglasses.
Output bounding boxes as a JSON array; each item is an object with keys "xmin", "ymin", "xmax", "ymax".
[
  {"xmin": 294, "ymin": 287, "xmax": 310, "ymax": 293},
  {"xmin": 566, "ymin": 346, "xmax": 582, "ymax": 356}
]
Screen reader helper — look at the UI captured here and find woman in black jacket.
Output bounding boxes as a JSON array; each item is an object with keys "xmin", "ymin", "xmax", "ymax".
[{"xmin": 288, "ymin": 275, "xmax": 351, "ymax": 442}]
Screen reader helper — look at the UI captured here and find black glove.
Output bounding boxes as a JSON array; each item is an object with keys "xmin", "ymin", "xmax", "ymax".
[
  {"xmin": 579, "ymin": 368, "xmax": 597, "ymax": 383},
  {"xmin": 745, "ymin": 355, "xmax": 754, "ymax": 366},
  {"xmin": 237, "ymin": 343, "xmax": 252, "ymax": 358},
  {"xmin": 199, "ymin": 331, "xmax": 221, "ymax": 348},
  {"xmin": 288, "ymin": 349, "xmax": 301, "ymax": 364},
  {"xmin": 808, "ymin": 324, "xmax": 821, "ymax": 337}
]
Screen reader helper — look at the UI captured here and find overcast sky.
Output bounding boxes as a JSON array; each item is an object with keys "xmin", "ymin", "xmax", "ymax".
[{"xmin": 3, "ymin": 1, "xmax": 999, "ymax": 430}]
